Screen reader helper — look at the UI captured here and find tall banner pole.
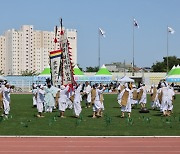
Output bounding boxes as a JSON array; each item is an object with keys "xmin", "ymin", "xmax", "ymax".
[
  {"xmin": 49, "ymin": 55, "xmax": 53, "ymax": 85},
  {"xmin": 132, "ymin": 19, "xmax": 135, "ymax": 76},
  {"xmin": 98, "ymin": 29, "xmax": 101, "ymax": 68},
  {"xmin": 58, "ymin": 18, "xmax": 63, "ymax": 85},
  {"xmin": 167, "ymin": 26, "xmax": 169, "ymax": 75}
]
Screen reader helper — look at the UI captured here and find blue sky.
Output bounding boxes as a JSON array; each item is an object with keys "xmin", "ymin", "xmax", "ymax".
[{"xmin": 0, "ymin": 0, "xmax": 180, "ymax": 69}]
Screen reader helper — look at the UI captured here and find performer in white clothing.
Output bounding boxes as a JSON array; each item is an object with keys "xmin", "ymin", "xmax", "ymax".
[
  {"xmin": 137, "ymin": 83, "xmax": 147, "ymax": 109},
  {"xmin": 58, "ymin": 85, "xmax": 69, "ymax": 118},
  {"xmin": 117, "ymin": 83, "xmax": 125, "ymax": 107},
  {"xmin": 120, "ymin": 83, "xmax": 132, "ymax": 118},
  {"xmin": 32, "ymin": 84, "xmax": 37, "ymax": 108},
  {"xmin": 2, "ymin": 83, "xmax": 12, "ymax": 117},
  {"xmin": 160, "ymin": 82, "xmax": 169, "ymax": 116},
  {"xmin": 150, "ymin": 85, "xmax": 158, "ymax": 110},
  {"xmin": 36, "ymin": 85, "xmax": 45, "ymax": 117},
  {"xmin": 167, "ymin": 85, "xmax": 175, "ymax": 116},
  {"xmin": 66, "ymin": 90, "xmax": 73, "ymax": 110},
  {"xmin": 73, "ymin": 84, "xmax": 83, "ymax": 118},
  {"xmin": 83, "ymin": 81, "xmax": 92, "ymax": 108},
  {"xmin": 131, "ymin": 84, "xmax": 138, "ymax": 108},
  {"xmin": 44, "ymin": 79, "xmax": 56, "ymax": 113},
  {"xmin": 92, "ymin": 84, "xmax": 106, "ymax": 118}
]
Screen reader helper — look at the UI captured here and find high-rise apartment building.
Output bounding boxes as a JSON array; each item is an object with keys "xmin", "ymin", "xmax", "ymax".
[
  {"xmin": 0, "ymin": 25, "xmax": 77, "ymax": 75},
  {"xmin": 0, "ymin": 36, "xmax": 5, "ymax": 73}
]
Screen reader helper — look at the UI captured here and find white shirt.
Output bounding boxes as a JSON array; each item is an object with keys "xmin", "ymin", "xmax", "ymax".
[
  {"xmin": 84, "ymin": 85, "xmax": 91, "ymax": 94},
  {"xmin": 37, "ymin": 88, "xmax": 45, "ymax": 102},
  {"xmin": 59, "ymin": 86, "xmax": 69, "ymax": 102},
  {"xmin": 74, "ymin": 85, "xmax": 82, "ymax": 102},
  {"xmin": 3, "ymin": 87, "xmax": 11, "ymax": 102},
  {"xmin": 95, "ymin": 87, "xmax": 105, "ymax": 101}
]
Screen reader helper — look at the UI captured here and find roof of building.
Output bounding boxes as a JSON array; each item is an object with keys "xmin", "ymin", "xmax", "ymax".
[
  {"xmin": 73, "ymin": 65, "xmax": 84, "ymax": 75},
  {"xmin": 168, "ymin": 65, "xmax": 180, "ymax": 76},
  {"xmin": 96, "ymin": 64, "xmax": 112, "ymax": 75},
  {"xmin": 40, "ymin": 67, "xmax": 50, "ymax": 75}
]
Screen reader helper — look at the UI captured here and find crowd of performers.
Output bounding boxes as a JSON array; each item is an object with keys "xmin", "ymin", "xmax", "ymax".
[
  {"xmin": 0, "ymin": 79, "xmax": 176, "ymax": 119},
  {"xmin": 32, "ymin": 79, "xmax": 106, "ymax": 118},
  {"xmin": 118, "ymin": 81, "xmax": 175, "ymax": 118},
  {"xmin": 31, "ymin": 79, "xmax": 176, "ymax": 119}
]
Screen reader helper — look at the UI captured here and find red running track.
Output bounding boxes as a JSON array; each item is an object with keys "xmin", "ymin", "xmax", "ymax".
[{"xmin": 0, "ymin": 137, "xmax": 180, "ymax": 154}]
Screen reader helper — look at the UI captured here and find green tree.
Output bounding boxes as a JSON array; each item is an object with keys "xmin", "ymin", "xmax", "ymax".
[
  {"xmin": 77, "ymin": 64, "xmax": 83, "ymax": 71},
  {"xmin": 152, "ymin": 56, "xmax": 180, "ymax": 72},
  {"xmin": 21, "ymin": 70, "xmax": 39, "ymax": 76},
  {"xmin": 86, "ymin": 66, "xmax": 99, "ymax": 72}
]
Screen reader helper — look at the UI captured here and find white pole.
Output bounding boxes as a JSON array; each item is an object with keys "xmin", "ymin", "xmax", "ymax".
[
  {"xmin": 98, "ymin": 29, "xmax": 101, "ymax": 68},
  {"xmin": 167, "ymin": 26, "xmax": 169, "ymax": 75},
  {"xmin": 132, "ymin": 19, "xmax": 135, "ymax": 76}
]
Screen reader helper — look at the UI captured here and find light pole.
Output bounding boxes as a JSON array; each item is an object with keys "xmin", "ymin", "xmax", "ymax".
[{"xmin": 132, "ymin": 18, "xmax": 139, "ymax": 76}]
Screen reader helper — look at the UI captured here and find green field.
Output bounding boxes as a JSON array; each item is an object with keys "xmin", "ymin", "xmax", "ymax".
[{"xmin": 0, "ymin": 94, "xmax": 180, "ymax": 136}]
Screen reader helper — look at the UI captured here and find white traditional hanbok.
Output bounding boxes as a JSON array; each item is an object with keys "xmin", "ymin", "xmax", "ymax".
[
  {"xmin": 44, "ymin": 86, "xmax": 56, "ymax": 112},
  {"xmin": 167, "ymin": 87, "xmax": 175, "ymax": 111},
  {"xmin": 117, "ymin": 84, "xmax": 124, "ymax": 106},
  {"xmin": 93, "ymin": 87, "xmax": 105, "ymax": 112},
  {"xmin": 32, "ymin": 87, "xmax": 37, "ymax": 107},
  {"xmin": 66, "ymin": 90, "xmax": 73, "ymax": 110},
  {"xmin": 120, "ymin": 88, "xmax": 132, "ymax": 113},
  {"xmin": 73, "ymin": 84, "xmax": 82, "ymax": 117},
  {"xmin": 150, "ymin": 86, "xmax": 158, "ymax": 109},
  {"xmin": 131, "ymin": 87, "xmax": 138, "ymax": 105},
  {"xmin": 153, "ymin": 88, "xmax": 161, "ymax": 109},
  {"xmin": 2, "ymin": 85, "xmax": 12, "ymax": 115},
  {"xmin": 138, "ymin": 85, "xmax": 147, "ymax": 105},
  {"xmin": 161, "ymin": 84, "xmax": 169, "ymax": 113},
  {"xmin": 36, "ymin": 86, "xmax": 45, "ymax": 113},
  {"xmin": 84, "ymin": 84, "xmax": 92, "ymax": 104},
  {"xmin": 58, "ymin": 85, "xmax": 69, "ymax": 112}
]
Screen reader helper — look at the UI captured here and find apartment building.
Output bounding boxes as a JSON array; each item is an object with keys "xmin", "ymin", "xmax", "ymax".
[{"xmin": 0, "ymin": 25, "xmax": 77, "ymax": 75}]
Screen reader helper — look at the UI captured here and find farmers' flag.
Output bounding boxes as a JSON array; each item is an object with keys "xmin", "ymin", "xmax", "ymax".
[
  {"xmin": 168, "ymin": 27, "xmax": 175, "ymax": 34},
  {"xmin": 99, "ymin": 28, "xmax": 105, "ymax": 37},
  {"xmin": 50, "ymin": 50, "xmax": 62, "ymax": 59},
  {"xmin": 134, "ymin": 18, "xmax": 139, "ymax": 28}
]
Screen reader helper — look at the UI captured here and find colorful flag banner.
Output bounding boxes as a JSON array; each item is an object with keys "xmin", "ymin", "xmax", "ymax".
[
  {"xmin": 49, "ymin": 50, "xmax": 62, "ymax": 59},
  {"xmin": 60, "ymin": 32, "xmax": 75, "ymax": 86},
  {"xmin": 50, "ymin": 18, "xmax": 75, "ymax": 87}
]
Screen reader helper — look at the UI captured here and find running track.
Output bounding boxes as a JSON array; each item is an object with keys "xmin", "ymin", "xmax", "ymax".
[{"xmin": 0, "ymin": 137, "xmax": 180, "ymax": 154}]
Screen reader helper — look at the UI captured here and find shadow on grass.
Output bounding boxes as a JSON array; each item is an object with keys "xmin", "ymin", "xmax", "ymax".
[
  {"xmin": 87, "ymin": 115, "xmax": 93, "ymax": 118},
  {"xmin": 113, "ymin": 106, "xmax": 120, "ymax": 109},
  {"xmin": 114, "ymin": 115, "xmax": 121, "ymax": 118},
  {"xmin": 153, "ymin": 113, "xmax": 162, "ymax": 116}
]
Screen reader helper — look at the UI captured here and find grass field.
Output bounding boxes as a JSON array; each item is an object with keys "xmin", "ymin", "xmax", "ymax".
[{"xmin": 0, "ymin": 94, "xmax": 180, "ymax": 136}]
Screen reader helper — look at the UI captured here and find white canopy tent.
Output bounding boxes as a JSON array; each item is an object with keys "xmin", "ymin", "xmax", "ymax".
[{"xmin": 118, "ymin": 76, "xmax": 134, "ymax": 83}]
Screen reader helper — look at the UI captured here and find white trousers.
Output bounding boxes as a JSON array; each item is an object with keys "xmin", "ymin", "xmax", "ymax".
[
  {"xmin": 33, "ymin": 96, "xmax": 37, "ymax": 106},
  {"xmin": 37, "ymin": 102, "xmax": 43, "ymax": 113},
  {"xmin": 73, "ymin": 101, "xmax": 82, "ymax": 116},
  {"xmin": 59, "ymin": 101, "xmax": 66, "ymax": 112},
  {"xmin": 3, "ymin": 99, "xmax": 10, "ymax": 115},
  {"xmin": 93, "ymin": 100, "xmax": 103, "ymax": 112}
]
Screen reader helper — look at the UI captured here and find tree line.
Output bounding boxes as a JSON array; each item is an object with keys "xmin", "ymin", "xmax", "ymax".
[{"xmin": 0, "ymin": 56, "xmax": 179, "ymax": 76}]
